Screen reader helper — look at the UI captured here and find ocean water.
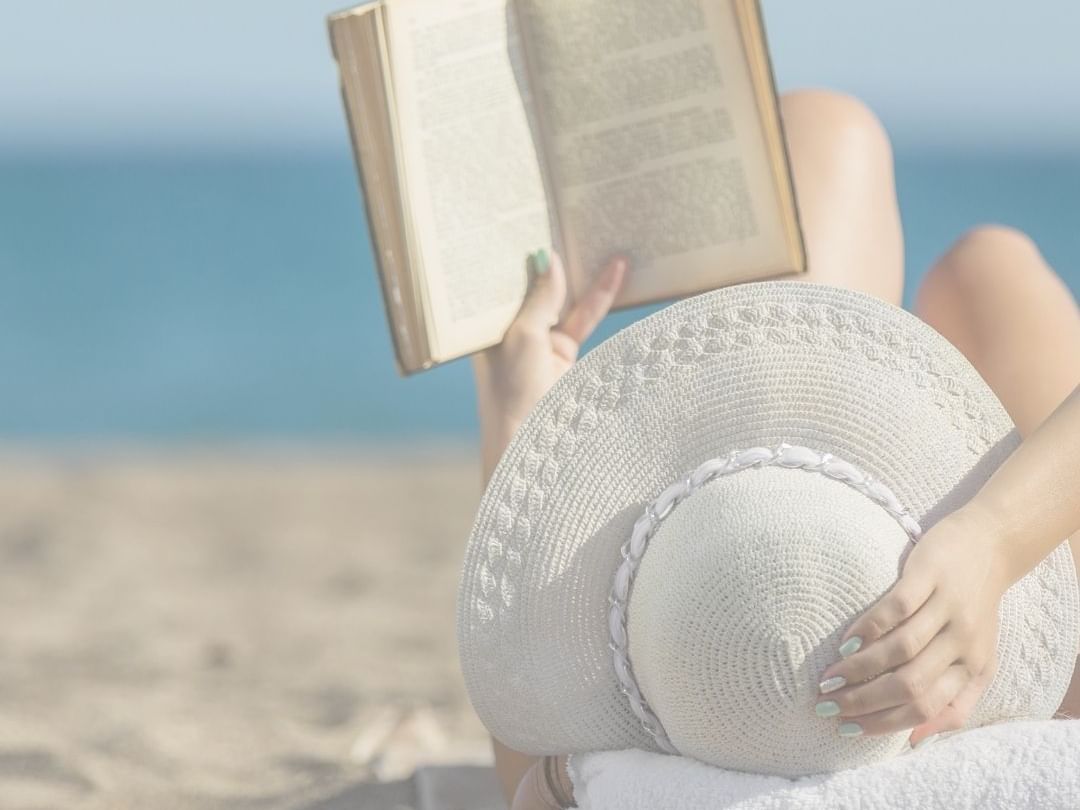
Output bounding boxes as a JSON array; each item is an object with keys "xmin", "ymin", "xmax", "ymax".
[{"xmin": 0, "ymin": 149, "xmax": 1077, "ymax": 442}]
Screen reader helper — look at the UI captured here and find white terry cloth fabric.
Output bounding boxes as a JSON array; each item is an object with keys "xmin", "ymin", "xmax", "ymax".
[{"xmin": 568, "ymin": 719, "xmax": 1080, "ymax": 810}]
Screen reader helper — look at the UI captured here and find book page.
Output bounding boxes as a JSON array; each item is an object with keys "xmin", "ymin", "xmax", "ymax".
[
  {"xmin": 383, "ymin": 0, "xmax": 553, "ymax": 361},
  {"xmin": 516, "ymin": 0, "xmax": 792, "ymax": 305}
]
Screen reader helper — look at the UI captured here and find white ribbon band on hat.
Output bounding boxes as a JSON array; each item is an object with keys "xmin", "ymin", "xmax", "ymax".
[{"xmin": 608, "ymin": 443, "xmax": 925, "ymax": 755}]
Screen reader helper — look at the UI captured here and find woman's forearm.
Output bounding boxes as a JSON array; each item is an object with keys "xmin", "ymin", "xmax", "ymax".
[
  {"xmin": 474, "ymin": 357, "xmax": 524, "ymax": 485},
  {"xmin": 480, "ymin": 418, "xmax": 521, "ymax": 486},
  {"xmin": 964, "ymin": 384, "xmax": 1080, "ymax": 585}
]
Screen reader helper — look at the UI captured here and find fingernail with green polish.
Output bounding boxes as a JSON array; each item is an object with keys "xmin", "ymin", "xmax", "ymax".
[
  {"xmin": 838, "ymin": 637, "xmax": 862, "ymax": 658},
  {"xmin": 815, "ymin": 700, "xmax": 840, "ymax": 718},
  {"xmin": 533, "ymin": 248, "xmax": 550, "ymax": 275},
  {"xmin": 838, "ymin": 722, "xmax": 863, "ymax": 738},
  {"xmin": 819, "ymin": 676, "xmax": 846, "ymax": 694}
]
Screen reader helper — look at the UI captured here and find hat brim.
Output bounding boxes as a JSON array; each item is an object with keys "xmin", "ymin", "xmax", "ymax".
[{"xmin": 457, "ymin": 281, "xmax": 1079, "ymax": 756}]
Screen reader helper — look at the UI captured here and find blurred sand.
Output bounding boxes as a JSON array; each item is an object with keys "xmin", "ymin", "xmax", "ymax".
[{"xmin": 0, "ymin": 446, "xmax": 496, "ymax": 809}]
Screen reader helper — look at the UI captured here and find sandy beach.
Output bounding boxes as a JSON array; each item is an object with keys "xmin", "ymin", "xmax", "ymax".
[{"xmin": 0, "ymin": 446, "xmax": 498, "ymax": 809}]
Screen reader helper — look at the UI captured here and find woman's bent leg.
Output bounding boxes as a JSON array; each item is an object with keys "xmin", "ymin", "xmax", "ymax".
[
  {"xmin": 915, "ymin": 224, "xmax": 1080, "ymax": 716},
  {"xmin": 780, "ymin": 90, "xmax": 905, "ymax": 305},
  {"xmin": 915, "ymin": 226, "xmax": 1080, "ymax": 437}
]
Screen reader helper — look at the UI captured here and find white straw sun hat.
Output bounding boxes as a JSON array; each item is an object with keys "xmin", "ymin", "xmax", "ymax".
[{"xmin": 456, "ymin": 281, "xmax": 1079, "ymax": 776}]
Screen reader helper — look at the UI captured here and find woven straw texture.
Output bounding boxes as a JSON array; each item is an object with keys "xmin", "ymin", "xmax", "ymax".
[
  {"xmin": 456, "ymin": 281, "xmax": 1079, "ymax": 772},
  {"xmin": 631, "ymin": 466, "xmax": 922, "ymax": 774}
]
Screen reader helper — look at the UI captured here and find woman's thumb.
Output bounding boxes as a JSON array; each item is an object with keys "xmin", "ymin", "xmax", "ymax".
[{"xmin": 516, "ymin": 248, "xmax": 567, "ymax": 331}]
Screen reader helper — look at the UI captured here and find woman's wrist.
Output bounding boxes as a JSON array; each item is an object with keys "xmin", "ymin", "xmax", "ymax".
[{"xmin": 947, "ymin": 497, "xmax": 1017, "ymax": 588}]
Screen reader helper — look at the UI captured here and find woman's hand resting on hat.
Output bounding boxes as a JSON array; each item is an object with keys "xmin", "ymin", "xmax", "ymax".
[
  {"xmin": 473, "ymin": 250, "xmax": 628, "ymax": 484},
  {"xmin": 816, "ymin": 384, "xmax": 1080, "ymax": 747},
  {"xmin": 814, "ymin": 506, "xmax": 1011, "ymax": 746}
]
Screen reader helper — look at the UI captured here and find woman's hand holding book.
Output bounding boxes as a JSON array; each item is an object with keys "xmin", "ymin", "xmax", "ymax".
[{"xmin": 474, "ymin": 250, "xmax": 628, "ymax": 485}]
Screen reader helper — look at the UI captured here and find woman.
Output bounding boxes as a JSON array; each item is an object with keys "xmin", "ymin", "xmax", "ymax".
[{"xmin": 471, "ymin": 90, "xmax": 1080, "ymax": 809}]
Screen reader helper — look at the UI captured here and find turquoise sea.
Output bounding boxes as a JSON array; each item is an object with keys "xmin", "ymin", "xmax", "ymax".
[{"xmin": 0, "ymin": 149, "xmax": 1077, "ymax": 442}]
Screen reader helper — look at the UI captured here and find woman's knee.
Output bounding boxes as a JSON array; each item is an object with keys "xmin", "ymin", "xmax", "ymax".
[
  {"xmin": 918, "ymin": 225, "xmax": 1047, "ymax": 311},
  {"xmin": 918, "ymin": 226, "xmax": 1079, "ymax": 437},
  {"xmin": 934, "ymin": 225, "xmax": 1043, "ymax": 278},
  {"xmin": 781, "ymin": 89, "xmax": 895, "ymax": 176},
  {"xmin": 780, "ymin": 90, "xmax": 902, "ymax": 302}
]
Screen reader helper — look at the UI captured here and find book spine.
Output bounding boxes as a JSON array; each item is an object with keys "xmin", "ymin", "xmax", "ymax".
[{"xmin": 328, "ymin": 10, "xmax": 421, "ymax": 375}]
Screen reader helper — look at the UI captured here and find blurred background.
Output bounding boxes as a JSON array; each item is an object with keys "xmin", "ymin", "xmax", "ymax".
[
  {"xmin": 3, "ymin": 0, "xmax": 1078, "ymax": 440},
  {"xmin": 0, "ymin": 1, "xmax": 1077, "ymax": 808}
]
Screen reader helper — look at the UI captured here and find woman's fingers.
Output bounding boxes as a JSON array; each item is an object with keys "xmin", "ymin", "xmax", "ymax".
[
  {"xmin": 835, "ymin": 663, "xmax": 970, "ymax": 736},
  {"xmin": 515, "ymin": 249, "xmax": 568, "ymax": 334},
  {"xmin": 836, "ymin": 573, "xmax": 935, "ymax": 656},
  {"xmin": 909, "ymin": 655, "xmax": 997, "ymax": 745},
  {"xmin": 908, "ymin": 704, "xmax": 965, "ymax": 747},
  {"xmin": 821, "ymin": 592, "xmax": 947, "ymax": 688},
  {"xmin": 557, "ymin": 256, "xmax": 628, "ymax": 346},
  {"xmin": 819, "ymin": 629, "xmax": 958, "ymax": 720}
]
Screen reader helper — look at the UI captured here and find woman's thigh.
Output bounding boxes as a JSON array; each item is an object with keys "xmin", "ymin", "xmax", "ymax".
[{"xmin": 780, "ymin": 90, "xmax": 905, "ymax": 306}]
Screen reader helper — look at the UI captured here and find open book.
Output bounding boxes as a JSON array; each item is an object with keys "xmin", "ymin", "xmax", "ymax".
[{"xmin": 329, "ymin": 0, "xmax": 805, "ymax": 375}]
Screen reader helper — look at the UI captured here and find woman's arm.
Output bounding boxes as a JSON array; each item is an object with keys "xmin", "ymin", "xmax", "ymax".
[
  {"xmin": 472, "ymin": 249, "xmax": 627, "ymax": 806},
  {"xmin": 817, "ymin": 383, "xmax": 1080, "ymax": 744},
  {"xmin": 966, "ymin": 383, "xmax": 1080, "ymax": 583}
]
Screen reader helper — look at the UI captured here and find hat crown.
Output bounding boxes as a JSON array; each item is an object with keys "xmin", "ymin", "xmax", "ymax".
[{"xmin": 627, "ymin": 465, "xmax": 914, "ymax": 775}]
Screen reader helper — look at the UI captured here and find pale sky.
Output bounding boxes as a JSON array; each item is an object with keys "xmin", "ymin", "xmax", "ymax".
[{"xmin": 1, "ymin": 0, "xmax": 1077, "ymax": 153}]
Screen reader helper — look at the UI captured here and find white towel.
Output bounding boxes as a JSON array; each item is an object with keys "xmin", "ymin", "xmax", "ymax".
[{"xmin": 568, "ymin": 720, "xmax": 1080, "ymax": 810}]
